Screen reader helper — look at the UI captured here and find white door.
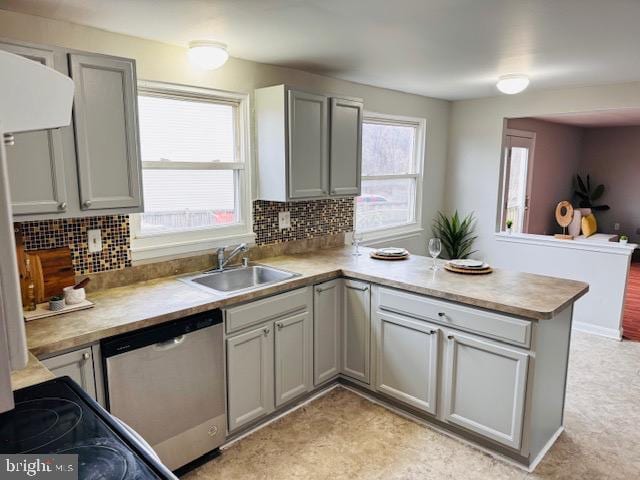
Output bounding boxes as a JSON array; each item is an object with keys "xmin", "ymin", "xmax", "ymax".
[
  {"xmin": 502, "ymin": 130, "xmax": 535, "ymax": 233},
  {"xmin": 227, "ymin": 324, "xmax": 274, "ymax": 431},
  {"xmin": 374, "ymin": 311, "xmax": 439, "ymax": 414},
  {"xmin": 342, "ymin": 279, "xmax": 371, "ymax": 384},
  {"xmin": 313, "ymin": 280, "xmax": 341, "ymax": 385},
  {"xmin": 443, "ymin": 330, "xmax": 529, "ymax": 449},
  {"xmin": 275, "ymin": 311, "xmax": 313, "ymax": 406}
]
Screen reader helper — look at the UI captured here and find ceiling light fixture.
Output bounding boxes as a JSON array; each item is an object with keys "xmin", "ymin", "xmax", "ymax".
[
  {"xmin": 188, "ymin": 40, "xmax": 229, "ymax": 70},
  {"xmin": 496, "ymin": 74, "xmax": 530, "ymax": 95}
]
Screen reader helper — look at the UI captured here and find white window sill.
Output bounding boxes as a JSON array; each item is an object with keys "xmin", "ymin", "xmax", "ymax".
[
  {"xmin": 131, "ymin": 231, "xmax": 256, "ymax": 264},
  {"xmin": 495, "ymin": 232, "xmax": 637, "ymax": 256},
  {"xmin": 360, "ymin": 224, "xmax": 424, "ymax": 245}
]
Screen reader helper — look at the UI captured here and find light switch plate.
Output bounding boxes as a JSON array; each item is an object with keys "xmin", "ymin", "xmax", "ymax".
[
  {"xmin": 87, "ymin": 229, "xmax": 103, "ymax": 253},
  {"xmin": 278, "ymin": 211, "xmax": 291, "ymax": 230}
]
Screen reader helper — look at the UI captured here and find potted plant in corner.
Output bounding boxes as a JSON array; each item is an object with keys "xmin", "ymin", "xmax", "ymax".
[
  {"xmin": 506, "ymin": 219, "xmax": 513, "ymax": 234},
  {"xmin": 432, "ymin": 211, "xmax": 478, "ymax": 259},
  {"xmin": 620, "ymin": 235, "xmax": 629, "ymax": 245},
  {"xmin": 573, "ymin": 174, "xmax": 610, "ymax": 211}
]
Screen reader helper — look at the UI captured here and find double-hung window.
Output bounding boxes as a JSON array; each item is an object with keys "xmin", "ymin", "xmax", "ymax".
[
  {"xmin": 357, "ymin": 113, "xmax": 425, "ymax": 237},
  {"xmin": 131, "ymin": 82, "xmax": 252, "ymax": 261}
]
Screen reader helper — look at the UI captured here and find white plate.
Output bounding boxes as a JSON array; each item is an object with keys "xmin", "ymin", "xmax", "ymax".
[
  {"xmin": 449, "ymin": 259, "xmax": 485, "ymax": 268},
  {"xmin": 375, "ymin": 247, "xmax": 408, "ymax": 256}
]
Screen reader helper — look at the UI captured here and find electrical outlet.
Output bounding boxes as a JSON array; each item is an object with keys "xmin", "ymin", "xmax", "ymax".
[
  {"xmin": 87, "ymin": 229, "xmax": 103, "ymax": 253},
  {"xmin": 278, "ymin": 211, "xmax": 291, "ymax": 230},
  {"xmin": 614, "ymin": 223, "xmax": 620, "ymax": 231}
]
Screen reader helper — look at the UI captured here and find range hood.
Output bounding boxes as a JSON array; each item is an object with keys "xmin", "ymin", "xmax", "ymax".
[{"xmin": 0, "ymin": 49, "xmax": 74, "ymax": 134}]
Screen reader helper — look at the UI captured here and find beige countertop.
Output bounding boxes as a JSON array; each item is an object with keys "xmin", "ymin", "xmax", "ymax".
[
  {"xmin": 11, "ymin": 353, "xmax": 55, "ymax": 391},
  {"xmin": 25, "ymin": 247, "xmax": 588, "ymax": 358}
]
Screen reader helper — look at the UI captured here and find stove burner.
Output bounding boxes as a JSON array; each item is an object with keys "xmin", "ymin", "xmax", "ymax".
[
  {"xmin": 0, "ymin": 398, "xmax": 82, "ymax": 453},
  {"xmin": 58, "ymin": 444, "xmax": 130, "ymax": 480}
]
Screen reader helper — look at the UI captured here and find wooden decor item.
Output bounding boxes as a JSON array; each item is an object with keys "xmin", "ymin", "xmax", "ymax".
[
  {"xmin": 554, "ymin": 201, "xmax": 575, "ymax": 240},
  {"xmin": 27, "ymin": 247, "xmax": 76, "ymax": 302}
]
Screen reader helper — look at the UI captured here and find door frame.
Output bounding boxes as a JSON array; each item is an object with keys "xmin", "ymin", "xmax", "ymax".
[{"xmin": 497, "ymin": 126, "xmax": 536, "ymax": 233}]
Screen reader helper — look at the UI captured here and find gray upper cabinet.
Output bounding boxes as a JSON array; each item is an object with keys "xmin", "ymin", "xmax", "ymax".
[
  {"xmin": 443, "ymin": 330, "xmax": 529, "ymax": 450},
  {"xmin": 329, "ymin": 98, "xmax": 363, "ymax": 196},
  {"xmin": 342, "ymin": 279, "xmax": 371, "ymax": 384},
  {"xmin": 255, "ymin": 84, "xmax": 362, "ymax": 201},
  {"xmin": 288, "ymin": 90, "xmax": 329, "ymax": 199},
  {"xmin": 70, "ymin": 54, "xmax": 143, "ymax": 211},
  {"xmin": 226, "ymin": 324, "xmax": 275, "ymax": 432},
  {"xmin": 313, "ymin": 280, "xmax": 341, "ymax": 385},
  {"xmin": 374, "ymin": 311, "xmax": 439, "ymax": 415},
  {"xmin": 274, "ymin": 311, "xmax": 313, "ymax": 407},
  {"xmin": 0, "ymin": 42, "xmax": 68, "ymax": 216}
]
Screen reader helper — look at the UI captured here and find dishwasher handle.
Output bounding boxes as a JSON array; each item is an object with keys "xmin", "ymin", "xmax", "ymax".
[{"xmin": 153, "ymin": 335, "xmax": 186, "ymax": 351}]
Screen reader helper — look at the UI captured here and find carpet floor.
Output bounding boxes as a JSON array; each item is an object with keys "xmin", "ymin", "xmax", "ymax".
[{"xmin": 184, "ymin": 332, "xmax": 640, "ymax": 479}]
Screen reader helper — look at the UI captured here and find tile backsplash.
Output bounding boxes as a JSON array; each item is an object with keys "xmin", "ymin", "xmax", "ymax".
[
  {"xmin": 253, "ymin": 198, "xmax": 354, "ymax": 245},
  {"xmin": 20, "ymin": 215, "xmax": 131, "ymax": 275},
  {"xmin": 17, "ymin": 198, "xmax": 355, "ymax": 275}
]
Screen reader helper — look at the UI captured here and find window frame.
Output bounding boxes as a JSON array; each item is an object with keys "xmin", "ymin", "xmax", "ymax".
[
  {"xmin": 358, "ymin": 111, "xmax": 426, "ymax": 241},
  {"xmin": 131, "ymin": 80, "xmax": 254, "ymax": 262}
]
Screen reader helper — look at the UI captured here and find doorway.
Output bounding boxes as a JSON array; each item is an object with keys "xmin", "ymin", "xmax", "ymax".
[{"xmin": 501, "ymin": 129, "xmax": 535, "ymax": 233}]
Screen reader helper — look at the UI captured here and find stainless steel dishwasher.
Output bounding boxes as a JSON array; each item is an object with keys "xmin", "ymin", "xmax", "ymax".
[{"xmin": 101, "ymin": 310, "xmax": 225, "ymax": 471}]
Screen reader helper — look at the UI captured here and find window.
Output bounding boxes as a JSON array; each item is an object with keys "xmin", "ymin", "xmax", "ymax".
[
  {"xmin": 131, "ymin": 82, "xmax": 252, "ymax": 261},
  {"xmin": 356, "ymin": 113, "xmax": 425, "ymax": 237}
]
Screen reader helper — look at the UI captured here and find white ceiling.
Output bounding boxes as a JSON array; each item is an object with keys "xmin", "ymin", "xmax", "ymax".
[
  {"xmin": 2, "ymin": 0, "xmax": 640, "ymax": 100},
  {"xmin": 532, "ymin": 109, "xmax": 640, "ymax": 128}
]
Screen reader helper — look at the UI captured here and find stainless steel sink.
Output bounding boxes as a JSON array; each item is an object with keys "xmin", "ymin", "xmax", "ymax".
[{"xmin": 184, "ymin": 265, "xmax": 299, "ymax": 295}]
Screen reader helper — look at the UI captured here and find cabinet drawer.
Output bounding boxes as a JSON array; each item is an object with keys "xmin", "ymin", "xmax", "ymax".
[
  {"xmin": 225, "ymin": 287, "xmax": 312, "ymax": 334},
  {"xmin": 377, "ymin": 287, "xmax": 531, "ymax": 348}
]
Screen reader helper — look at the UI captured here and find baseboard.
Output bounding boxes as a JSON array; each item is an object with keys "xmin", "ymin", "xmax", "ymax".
[{"xmin": 573, "ymin": 321, "xmax": 622, "ymax": 340}]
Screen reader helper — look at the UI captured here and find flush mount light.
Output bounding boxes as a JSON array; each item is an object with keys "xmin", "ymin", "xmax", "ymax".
[
  {"xmin": 188, "ymin": 40, "xmax": 229, "ymax": 70},
  {"xmin": 496, "ymin": 74, "xmax": 530, "ymax": 95}
]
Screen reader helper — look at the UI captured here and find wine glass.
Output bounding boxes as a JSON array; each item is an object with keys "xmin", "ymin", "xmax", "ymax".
[
  {"xmin": 428, "ymin": 238, "xmax": 442, "ymax": 271},
  {"xmin": 352, "ymin": 231, "xmax": 364, "ymax": 256}
]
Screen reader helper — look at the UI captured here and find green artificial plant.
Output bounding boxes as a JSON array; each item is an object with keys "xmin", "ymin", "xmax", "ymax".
[{"xmin": 432, "ymin": 211, "xmax": 478, "ymax": 259}]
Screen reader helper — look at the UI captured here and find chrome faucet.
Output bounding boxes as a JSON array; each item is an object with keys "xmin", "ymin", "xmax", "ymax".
[{"xmin": 207, "ymin": 243, "xmax": 249, "ymax": 273}]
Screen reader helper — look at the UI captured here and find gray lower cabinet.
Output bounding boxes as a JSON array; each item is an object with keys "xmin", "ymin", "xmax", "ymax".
[
  {"xmin": 374, "ymin": 311, "xmax": 439, "ymax": 414},
  {"xmin": 41, "ymin": 346, "xmax": 98, "ymax": 400},
  {"xmin": 0, "ymin": 41, "xmax": 68, "ymax": 216},
  {"xmin": 69, "ymin": 53, "xmax": 143, "ymax": 211},
  {"xmin": 274, "ymin": 311, "xmax": 313, "ymax": 407},
  {"xmin": 226, "ymin": 324, "xmax": 275, "ymax": 432},
  {"xmin": 329, "ymin": 98, "xmax": 363, "ymax": 196},
  {"xmin": 443, "ymin": 330, "xmax": 529, "ymax": 450},
  {"xmin": 342, "ymin": 279, "xmax": 371, "ymax": 384},
  {"xmin": 313, "ymin": 280, "xmax": 341, "ymax": 385}
]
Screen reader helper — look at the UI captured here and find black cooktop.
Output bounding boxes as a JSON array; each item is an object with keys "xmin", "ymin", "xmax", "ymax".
[{"xmin": 0, "ymin": 377, "xmax": 175, "ymax": 480}]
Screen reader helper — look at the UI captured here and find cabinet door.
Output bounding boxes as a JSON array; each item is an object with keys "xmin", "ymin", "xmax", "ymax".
[
  {"xmin": 443, "ymin": 331, "xmax": 529, "ymax": 449},
  {"xmin": 342, "ymin": 279, "xmax": 371, "ymax": 384},
  {"xmin": 313, "ymin": 280, "xmax": 341, "ymax": 385},
  {"xmin": 287, "ymin": 90, "xmax": 328, "ymax": 199},
  {"xmin": 69, "ymin": 54, "xmax": 142, "ymax": 211},
  {"xmin": 227, "ymin": 324, "xmax": 274, "ymax": 431},
  {"xmin": 374, "ymin": 311, "xmax": 439, "ymax": 414},
  {"xmin": 0, "ymin": 42, "xmax": 68, "ymax": 215},
  {"xmin": 274, "ymin": 311, "xmax": 312, "ymax": 407},
  {"xmin": 329, "ymin": 98, "xmax": 363, "ymax": 196},
  {"xmin": 42, "ymin": 347, "xmax": 97, "ymax": 400}
]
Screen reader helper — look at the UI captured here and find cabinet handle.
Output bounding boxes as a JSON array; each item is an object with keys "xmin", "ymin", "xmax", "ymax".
[
  {"xmin": 346, "ymin": 284, "xmax": 368, "ymax": 292},
  {"xmin": 276, "ymin": 322, "xmax": 283, "ymax": 330},
  {"xmin": 263, "ymin": 327, "xmax": 270, "ymax": 336},
  {"xmin": 82, "ymin": 352, "xmax": 91, "ymax": 360},
  {"xmin": 3, "ymin": 133, "xmax": 15, "ymax": 146},
  {"xmin": 438, "ymin": 312, "xmax": 446, "ymax": 317},
  {"xmin": 447, "ymin": 335, "xmax": 455, "ymax": 340},
  {"xmin": 315, "ymin": 285, "xmax": 335, "ymax": 293},
  {"xmin": 428, "ymin": 330, "xmax": 437, "ymax": 335},
  {"xmin": 58, "ymin": 202, "xmax": 67, "ymax": 211},
  {"xmin": 83, "ymin": 200, "xmax": 92, "ymax": 209}
]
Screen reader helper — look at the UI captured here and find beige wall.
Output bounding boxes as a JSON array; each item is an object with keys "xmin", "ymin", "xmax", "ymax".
[
  {"xmin": 580, "ymin": 126, "xmax": 640, "ymax": 242},
  {"xmin": 446, "ymin": 81, "xmax": 640, "ymax": 261},
  {"xmin": 506, "ymin": 118, "xmax": 583, "ymax": 235},
  {"xmin": 0, "ymin": 9, "xmax": 450, "ymax": 255}
]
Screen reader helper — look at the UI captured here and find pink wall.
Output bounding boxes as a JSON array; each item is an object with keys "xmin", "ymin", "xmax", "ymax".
[
  {"xmin": 506, "ymin": 118, "xmax": 583, "ymax": 234},
  {"xmin": 580, "ymin": 126, "xmax": 640, "ymax": 242}
]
